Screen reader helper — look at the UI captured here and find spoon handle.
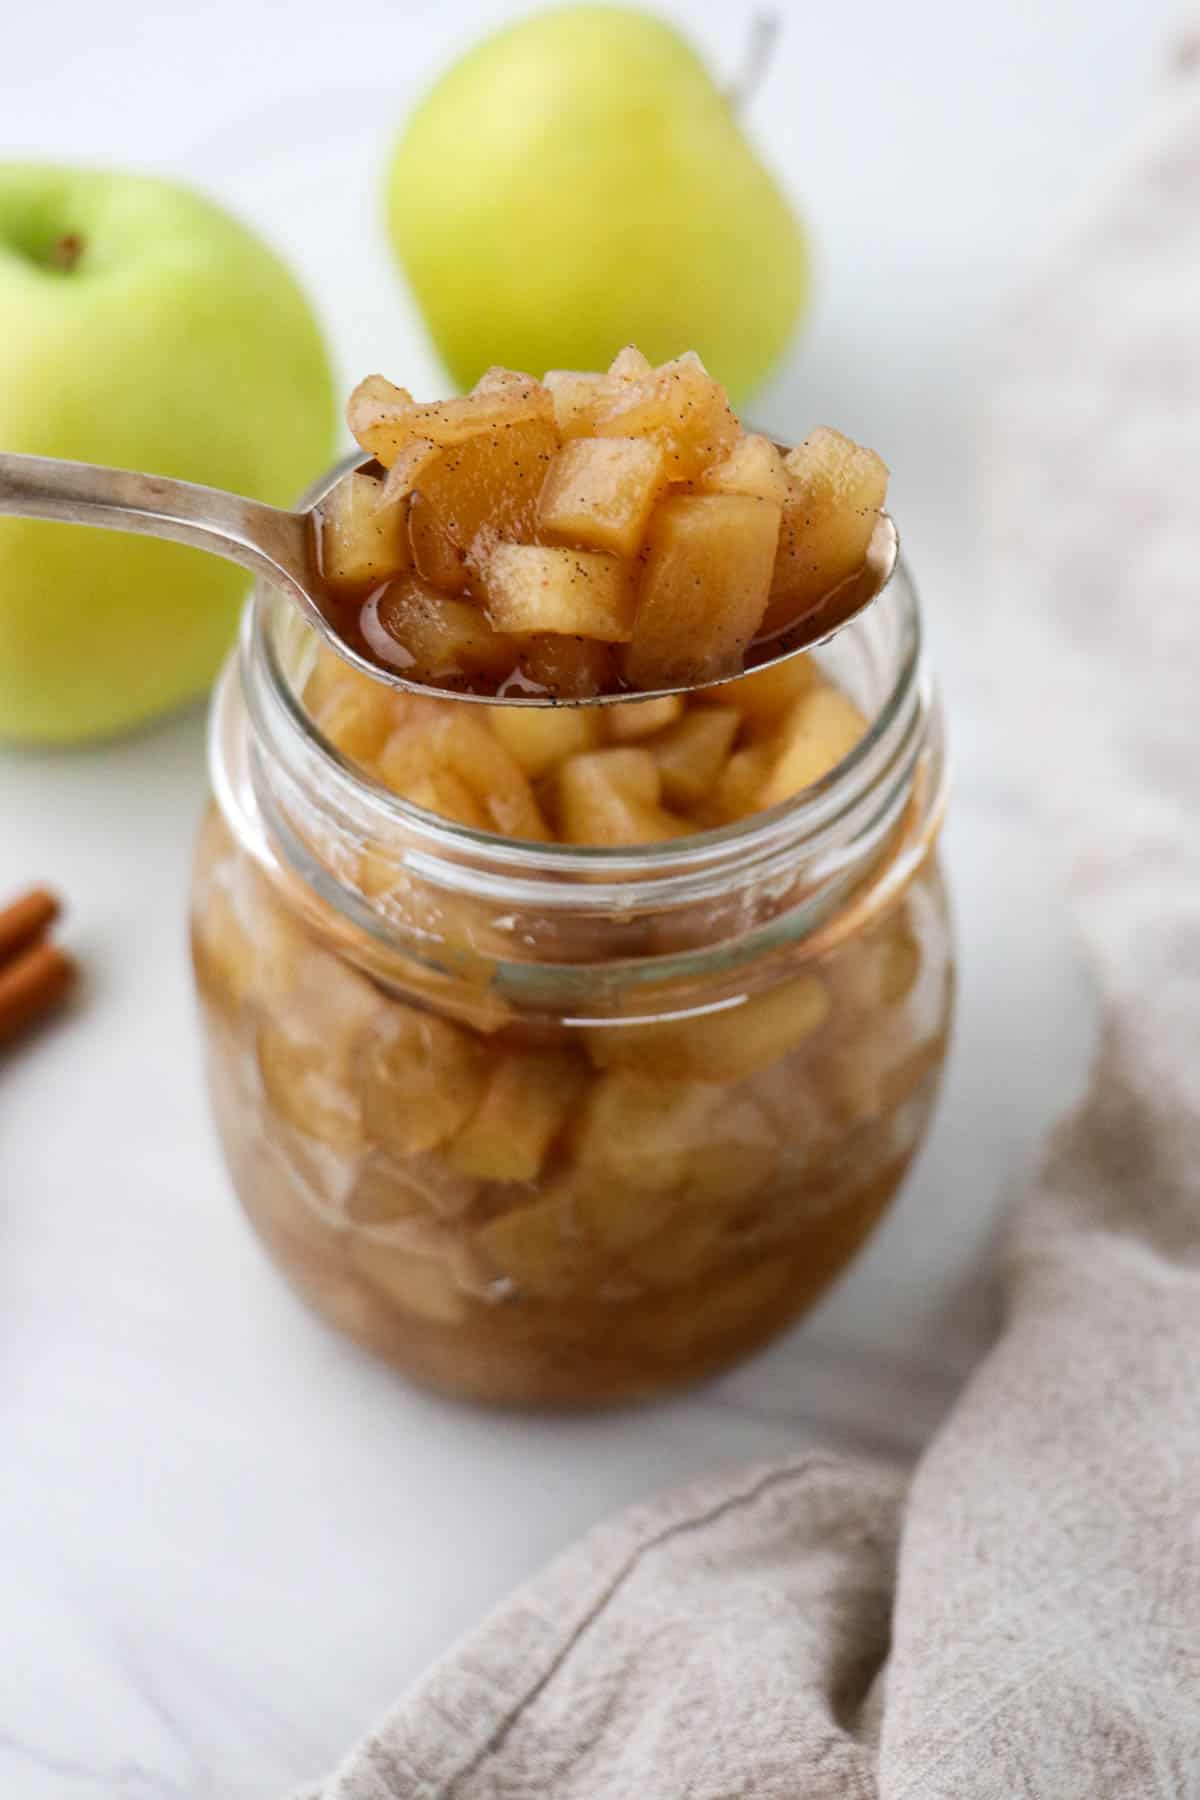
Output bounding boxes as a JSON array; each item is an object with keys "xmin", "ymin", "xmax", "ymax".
[{"xmin": 0, "ymin": 450, "xmax": 312, "ymax": 602}]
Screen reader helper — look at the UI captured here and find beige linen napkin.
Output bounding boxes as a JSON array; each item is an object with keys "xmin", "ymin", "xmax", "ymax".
[{"xmin": 303, "ymin": 54, "xmax": 1200, "ymax": 1800}]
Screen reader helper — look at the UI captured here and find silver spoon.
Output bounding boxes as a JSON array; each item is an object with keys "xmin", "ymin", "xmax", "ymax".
[{"xmin": 0, "ymin": 449, "xmax": 898, "ymax": 708}]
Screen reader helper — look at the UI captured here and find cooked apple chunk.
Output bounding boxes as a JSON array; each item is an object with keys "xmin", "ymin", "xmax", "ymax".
[
  {"xmin": 391, "ymin": 768, "xmax": 490, "ymax": 831},
  {"xmin": 543, "ymin": 347, "xmax": 652, "ymax": 439},
  {"xmin": 518, "ymin": 633, "xmax": 618, "ymax": 698},
  {"xmin": 558, "ymin": 746, "xmax": 689, "ymax": 845},
  {"xmin": 311, "ymin": 670, "xmax": 402, "ymax": 766},
  {"xmin": 473, "ymin": 1193, "xmax": 593, "ymax": 1300},
  {"xmin": 704, "ymin": 742, "xmax": 775, "ymax": 823},
  {"xmin": 594, "ymin": 352, "xmax": 738, "ymax": 479},
  {"xmin": 483, "ymin": 544, "xmax": 638, "ymax": 641},
  {"xmin": 347, "ymin": 370, "xmax": 553, "ymax": 464},
  {"xmin": 358, "ymin": 1003, "xmax": 486, "ymax": 1157},
  {"xmin": 543, "ymin": 369, "xmax": 609, "ymax": 438},
  {"xmin": 605, "ymin": 695, "xmax": 684, "ymax": 742},
  {"xmin": 606, "ymin": 344, "xmax": 654, "ymax": 382},
  {"xmin": 704, "ymin": 656, "xmax": 816, "ymax": 733},
  {"xmin": 407, "ymin": 493, "xmax": 468, "ymax": 593},
  {"xmin": 770, "ymin": 427, "xmax": 889, "ymax": 609},
  {"xmin": 697, "ymin": 433, "xmax": 789, "ymax": 506},
  {"xmin": 624, "ymin": 494, "xmax": 781, "ymax": 690},
  {"xmin": 756, "ymin": 687, "xmax": 868, "ymax": 808},
  {"xmin": 377, "ymin": 438, "xmax": 442, "ymax": 509},
  {"xmin": 485, "ymin": 705, "xmax": 603, "ymax": 776},
  {"xmin": 349, "ymin": 1237, "xmax": 468, "ymax": 1325},
  {"xmin": 572, "ymin": 1070, "xmax": 723, "ymax": 1191},
  {"xmin": 650, "ymin": 707, "xmax": 740, "ymax": 809},
  {"xmin": 538, "ymin": 436, "xmax": 666, "ymax": 557},
  {"xmin": 586, "ymin": 974, "xmax": 830, "ymax": 1083},
  {"xmin": 448, "ymin": 1048, "xmax": 586, "ymax": 1182},
  {"xmin": 415, "ymin": 418, "xmax": 558, "ymax": 561},
  {"xmin": 380, "ymin": 710, "xmax": 550, "ymax": 841},
  {"xmin": 369, "ymin": 579, "xmax": 513, "ymax": 684},
  {"xmin": 319, "ymin": 470, "xmax": 411, "ymax": 591}
]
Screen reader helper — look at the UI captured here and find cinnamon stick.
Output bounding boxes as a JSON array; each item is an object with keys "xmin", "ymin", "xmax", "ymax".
[
  {"xmin": 0, "ymin": 887, "xmax": 60, "ymax": 965},
  {"xmin": 0, "ymin": 941, "xmax": 76, "ymax": 1047}
]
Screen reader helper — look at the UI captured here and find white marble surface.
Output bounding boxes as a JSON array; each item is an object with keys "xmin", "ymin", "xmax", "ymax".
[{"xmin": 0, "ymin": 1, "xmax": 1177, "ymax": 1791}]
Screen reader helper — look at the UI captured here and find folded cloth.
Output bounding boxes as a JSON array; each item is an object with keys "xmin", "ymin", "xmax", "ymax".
[{"xmin": 302, "ymin": 52, "xmax": 1200, "ymax": 1800}]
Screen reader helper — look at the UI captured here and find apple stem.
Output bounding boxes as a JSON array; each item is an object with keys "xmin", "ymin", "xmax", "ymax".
[
  {"xmin": 50, "ymin": 233, "xmax": 85, "ymax": 273},
  {"xmin": 727, "ymin": 13, "xmax": 781, "ymax": 113}
]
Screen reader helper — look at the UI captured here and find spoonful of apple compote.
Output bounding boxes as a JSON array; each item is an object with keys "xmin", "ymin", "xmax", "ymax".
[{"xmin": 0, "ymin": 347, "xmax": 896, "ymax": 708}]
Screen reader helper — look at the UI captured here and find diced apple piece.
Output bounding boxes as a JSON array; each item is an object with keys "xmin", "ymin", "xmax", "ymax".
[
  {"xmin": 756, "ymin": 687, "xmax": 868, "ymax": 808},
  {"xmin": 415, "ymin": 418, "xmax": 559, "ymax": 560},
  {"xmin": 447, "ymin": 1048, "xmax": 587, "ymax": 1181},
  {"xmin": 473, "ymin": 1193, "xmax": 592, "ymax": 1300},
  {"xmin": 565, "ymin": 1170, "xmax": 679, "ymax": 1254},
  {"xmin": 407, "ymin": 493, "xmax": 467, "ymax": 592},
  {"xmin": 544, "ymin": 369, "xmax": 610, "ymax": 438},
  {"xmin": 543, "ymin": 349, "xmax": 656, "ymax": 439},
  {"xmin": 697, "ymin": 433, "xmax": 789, "ymax": 506},
  {"xmin": 313, "ymin": 683, "xmax": 394, "ymax": 768},
  {"xmin": 251, "ymin": 1030, "xmax": 365, "ymax": 1177},
  {"xmin": 518, "ymin": 634, "xmax": 619, "ymax": 699},
  {"xmin": 485, "ymin": 705, "xmax": 603, "ymax": 777},
  {"xmin": 471, "ymin": 365, "xmax": 550, "ymax": 402},
  {"xmin": 558, "ymin": 747, "xmax": 689, "ymax": 846},
  {"xmin": 594, "ymin": 353, "xmax": 739, "ymax": 479},
  {"xmin": 586, "ymin": 974, "xmax": 829, "ymax": 1083},
  {"xmin": 346, "ymin": 370, "xmax": 553, "ymax": 464},
  {"xmin": 538, "ymin": 436, "xmax": 666, "ymax": 557},
  {"xmin": 706, "ymin": 742, "xmax": 775, "ymax": 822},
  {"xmin": 319, "ymin": 470, "xmax": 412, "ymax": 591},
  {"xmin": 687, "ymin": 1089, "xmax": 781, "ymax": 1207},
  {"xmin": 649, "ymin": 706, "xmax": 741, "ymax": 809},
  {"xmin": 704, "ymin": 656, "xmax": 816, "ymax": 733},
  {"xmin": 192, "ymin": 861, "xmax": 306, "ymax": 1018},
  {"xmin": 624, "ymin": 1211, "xmax": 727, "ymax": 1290},
  {"xmin": 559, "ymin": 789, "xmax": 689, "ymax": 851},
  {"xmin": 346, "ymin": 1150, "xmax": 477, "ymax": 1225},
  {"xmin": 256, "ymin": 949, "xmax": 383, "ymax": 1152},
  {"xmin": 771, "ymin": 427, "xmax": 889, "ymax": 607},
  {"xmin": 398, "ymin": 769, "xmax": 491, "ymax": 831},
  {"xmin": 625, "ymin": 494, "xmax": 781, "ymax": 690},
  {"xmin": 377, "ymin": 438, "xmax": 442, "ymax": 508},
  {"xmin": 305, "ymin": 641, "xmax": 361, "ymax": 715},
  {"xmin": 349, "ymin": 1235, "xmax": 468, "ymax": 1324},
  {"xmin": 570, "ymin": 747, "xmax": 660, "ymax": 806},
  {"xmin": 818, "ymin": 1026, "xmax": 947, "ymax": 1133},
  {"xmin": 482, "ymin": 544, "xmax": 637, "ymax": 642},
  {"xmin": 605, "ymin": 695, "xmax": 684, "ymax": 742},
  {"xmin": 607, "ymin": 345, "xmax": 654, "ymax": 382},
  {"xmin": 308, "ymin": 661, "xmax": 403, "ymax": 765},
  {"xmin": 358, "ymin": 1002, "xmax": 486, "ymax": 1156},
  {"xmin": 345, "ymin": 375, "xmax": 414, "ymax": 463},
  {"xmin": 871, "ymin": 917, "xmax": 924, "ymax": 1007},
  {"xmin": 369, "ymin": 579, "xmax": 514, "ymax": 686},
  {"xmin": 572, "ymin": 1070, "xmax": 724, "ymax": 1191},
  {"xmin": 379, "ymin": 712, "xmax": 551, "ymax": 842},
  {"xmin": 834, "ymin": 906, "xmax": 924, "ymax": 1014}
]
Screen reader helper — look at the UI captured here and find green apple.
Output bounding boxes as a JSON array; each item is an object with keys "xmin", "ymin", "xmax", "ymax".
[
  {"xmin": 385, "ymin": 6, "xmax": 809, "ymax": 405},
  {"xmin": 0, "ymin": 166, "xmax": 335, "ymax": 744}
]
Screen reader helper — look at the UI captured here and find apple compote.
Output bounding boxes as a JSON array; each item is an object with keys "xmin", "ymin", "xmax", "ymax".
[
  {"xmin": 314, "ymin": 348, "xmax": 890, "ymax": 698},
  {"xmin": 191, "ymin": 481, "xmax": 950, "ymax": 1409}
]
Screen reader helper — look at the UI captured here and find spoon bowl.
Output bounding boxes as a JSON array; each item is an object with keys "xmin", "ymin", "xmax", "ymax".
[{"xmin": 0, "ymin": 449, "xmax": 898, "ymax": 708}]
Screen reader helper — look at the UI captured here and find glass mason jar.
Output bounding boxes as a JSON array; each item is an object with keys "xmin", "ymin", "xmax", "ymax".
[{"xmin": 190, "ymin": 490, "xmax": 953, "ymax": 1410}]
